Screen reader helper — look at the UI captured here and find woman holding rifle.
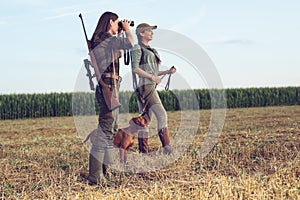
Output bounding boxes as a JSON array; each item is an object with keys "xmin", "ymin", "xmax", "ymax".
[{"xmin": 87, "ymin": 11, "xmax": 133, "ymax": 185}]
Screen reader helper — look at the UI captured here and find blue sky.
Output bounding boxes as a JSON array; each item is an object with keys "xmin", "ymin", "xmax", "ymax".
[{"xmin": 0, "ymin": 0, "xmax": 299, "ymax": 94}]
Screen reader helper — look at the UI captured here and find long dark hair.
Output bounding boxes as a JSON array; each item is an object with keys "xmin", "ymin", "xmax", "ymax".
[{"xmin": 91, "ymin": 11, "xmax": 118, "ymax": 42}]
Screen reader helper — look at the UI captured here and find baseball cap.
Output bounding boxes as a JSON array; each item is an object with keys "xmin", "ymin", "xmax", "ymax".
[{"xmin": 136, "ymin": 23, "xmax": 157, "ymax": 35}]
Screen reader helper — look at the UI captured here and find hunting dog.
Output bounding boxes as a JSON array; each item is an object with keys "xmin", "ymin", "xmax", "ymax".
[
  {"xmin": 113, "ymin": 116, "xmax": 148, "ymax": 163},
  {"xmin": 83, "ymin": 116, "xmax": 148, "ymax": 164}
]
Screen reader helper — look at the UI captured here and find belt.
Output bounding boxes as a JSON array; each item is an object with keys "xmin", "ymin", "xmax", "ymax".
[{"xmin": 102, "ymin": 73, "xmax": 122, "ymax": 82}]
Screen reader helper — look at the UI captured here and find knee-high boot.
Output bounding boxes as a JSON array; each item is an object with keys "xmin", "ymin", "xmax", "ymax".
[
  {"xmin": 87, "ymin": 152, "xmax": 106, "ymax": 185},
  {"xmin": 103, "ymin": 146, "xmax": 114, "ymax": 176},
  {"xmin": 138, "ymin": 131, "xmax": 149, "ymax": 153},
  {"xmin": 158, "ymin": 127, "xmax": 173, "ymax": 154}
]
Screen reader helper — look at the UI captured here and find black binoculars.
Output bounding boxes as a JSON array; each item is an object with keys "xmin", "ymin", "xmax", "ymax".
[{"xmin": 118, "ymin": 20, "xmax": 134, "ymax": 29}]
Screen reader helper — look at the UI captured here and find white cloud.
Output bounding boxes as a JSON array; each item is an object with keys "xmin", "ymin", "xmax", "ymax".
[
  {"xmin": 168, "ymin": 6, "xmax": 207, "ymax": 32},
  {"xmin": 23, "ymin": 0, "xmax": 43, "ymax": 5},
  {"xmin": 0, "ymin": 20, "xmax": 7, "ymax": 25},
  {"xmin": 7, "ymin": 0, "xmax": 46, "ymax": 7},
  {"xmin": 42, "ymin": 0, "xmax": 160, "ymax": 21},
  {"xmin": 43, "ymin": 12, "xmax": 78, "ymax": 20},
  {"xmin": 221, "ymin": 39, "xmax": 254, "ymax": 45},
  {"xmin": 204, "ymin": 38, "xmax": 254, "ymax": 46},
  {"xmin": 42, "ymin": 2, "xmax": 105, "ymax": 21}
]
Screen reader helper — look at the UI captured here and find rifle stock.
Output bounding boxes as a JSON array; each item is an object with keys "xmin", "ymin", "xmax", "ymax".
[{"xmin": 79, "ymin": 13, "xmax": 121, "ymax": 111}]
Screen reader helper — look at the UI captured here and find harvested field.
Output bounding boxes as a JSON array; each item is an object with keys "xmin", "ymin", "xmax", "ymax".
[{"xmin": 1, "ymin": 106, "xmax": 300, "ymax": 199}]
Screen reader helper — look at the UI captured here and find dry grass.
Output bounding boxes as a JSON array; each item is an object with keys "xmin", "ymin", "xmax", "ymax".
[{"xmin": 1, "ymin": 106, "xmax": 300, "ymax": 199}]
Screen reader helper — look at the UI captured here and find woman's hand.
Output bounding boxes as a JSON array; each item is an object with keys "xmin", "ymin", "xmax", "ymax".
[
  {"xmin": 120, "ymin": 20, "xmax": 134, "ymax": 46},
  {"xmin": 151, "ymin": 74, "xmax": 162, "ymax": 84},
  {"xmin": 169, "ymin": 66, "xmax": 176, "ymax": 74},
  {"xmin": 121, "ymin": 20, "xmax": 131, "ymax": 32}
]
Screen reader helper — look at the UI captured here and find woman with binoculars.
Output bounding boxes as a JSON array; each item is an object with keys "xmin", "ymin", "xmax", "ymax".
[{"xmin": 86, "ymin": 11, "xmax": 134, "ymax": 186}]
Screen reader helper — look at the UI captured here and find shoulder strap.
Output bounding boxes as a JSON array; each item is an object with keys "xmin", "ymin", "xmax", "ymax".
[
  {"xmin": 132, "ymin": 45, "xmax": 144, "ymax": 90},
  {"xmin": 131, "ymin": 45, "xmax": 146, "ymax": 115},
  {"xmin": 139, "ymin": 45, "xmax": 145, "ymax": 68}
]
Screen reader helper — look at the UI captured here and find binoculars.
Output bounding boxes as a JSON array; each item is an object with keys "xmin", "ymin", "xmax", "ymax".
[{"xmin": 118, "ymin": 20, "xmax": 134, "ymax": 30}]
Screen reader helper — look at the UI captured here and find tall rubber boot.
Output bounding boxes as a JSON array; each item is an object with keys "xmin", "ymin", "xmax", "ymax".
[
  {"xmin": 138, "ymin": 131, "xmax": 149, "ymax": 153},
  {"xmin": 103, "ymin": 146, "xmax": 114, "ymax": 176},
  {"xmin": 87, "ymin": 152, "xmax": 106, "ymax": 185},
  {"xmin": 158, "ymin": 127, "xmax": 173, "ymax": 155}
]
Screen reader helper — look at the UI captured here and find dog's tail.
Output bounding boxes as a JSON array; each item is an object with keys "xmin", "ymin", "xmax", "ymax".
[{"xmin": 82, "ymin": 132, "xmax": 92, "ymax": 144}]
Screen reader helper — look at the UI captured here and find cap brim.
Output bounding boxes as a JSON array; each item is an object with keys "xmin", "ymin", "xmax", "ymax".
[
  {"xmin": 142, "ymin": 25, "xmax": 157, "ymax": 31},
  {"xmin": 150, "ymin": 25, "xmax": 157, "ymax": 30}
]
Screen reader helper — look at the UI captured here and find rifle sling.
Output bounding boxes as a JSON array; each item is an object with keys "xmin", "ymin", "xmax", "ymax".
[
  {"xmin": 102, "ymin": 73, "xmax": 122, "ymax": 82},
  {"xmin": 111, "ymin": 49, "xmax": 118, "ymax": 87}
]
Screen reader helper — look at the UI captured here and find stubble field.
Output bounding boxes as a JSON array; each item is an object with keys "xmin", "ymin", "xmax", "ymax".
[{"xmin": 1, "ymin": 106, "xmax": 300, "ymax": 199}]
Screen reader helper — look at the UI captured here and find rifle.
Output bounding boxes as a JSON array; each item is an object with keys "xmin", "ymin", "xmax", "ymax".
[
  {"xmin": 79, "ymin": 13, "xmax": 121, "ymax": 111},
  {"xmin": 83, "ymin": 59, "xmax": 95, "ymax": 91}
]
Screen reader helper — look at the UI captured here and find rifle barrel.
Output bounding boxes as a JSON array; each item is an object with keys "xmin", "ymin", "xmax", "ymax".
[{"xmin": 79, "ymin": 13, "xmax": 89, "ymax": 43}]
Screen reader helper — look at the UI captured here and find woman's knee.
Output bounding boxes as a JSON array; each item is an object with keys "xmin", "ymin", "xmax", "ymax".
[{"xmin": 150, "ymin": 104, "xmax": 168, "ymax": 129}]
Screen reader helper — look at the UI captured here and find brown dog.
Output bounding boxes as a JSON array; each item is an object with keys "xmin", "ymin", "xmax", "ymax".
[
  {"xmin": 83, "ymin": 116, "xmax": 148, "ymax": 164},
  {"xmin": 113, "ymin": 116, "xmax": 148, "ymax": 164}
]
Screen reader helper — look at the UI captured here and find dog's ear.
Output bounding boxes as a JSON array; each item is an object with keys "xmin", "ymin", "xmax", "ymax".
[
  {"xmin": 132, "ymin": 116, "xmax": 148, "ymax": 127},
  {"xmin": 139, "ymin": 116, "xmax": 148, "ymax": 127}
]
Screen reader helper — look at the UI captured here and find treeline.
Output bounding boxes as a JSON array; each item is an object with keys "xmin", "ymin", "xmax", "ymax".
[{"xmin": 0, "ymin": 87, "xmax": 299, "ymax": 120}]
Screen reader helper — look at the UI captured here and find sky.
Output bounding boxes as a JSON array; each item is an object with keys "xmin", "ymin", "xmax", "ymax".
[{"xmin": 0, "ymin": 0, "xmax": 300, "ymax": 94}]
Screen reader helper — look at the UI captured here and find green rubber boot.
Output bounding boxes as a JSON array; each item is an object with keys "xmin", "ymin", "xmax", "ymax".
[
  {"xmin": 87, "ymin": 152, "xmax": 106, "ymax": 185},
  {"xmin": 103, "ymin": 147, "xmax": 115, "ymax": 176}
]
